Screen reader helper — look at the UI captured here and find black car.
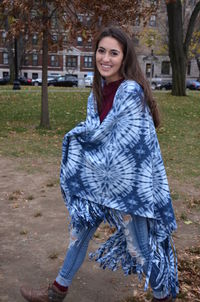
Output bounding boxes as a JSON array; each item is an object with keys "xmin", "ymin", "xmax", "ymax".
[
  {"xmin": 160, "ymin": 81, "xmax": 172, "ymax": 90},
  {"xmin": 0, "ymin": 76, "xmax": 10, "ymax": 85},
  {"xmin": 18, "ymin": 76, "xmax": 32, "ymax": 85},
  {"xmin": 0, "ymin": 76, "xmax": 32, "ymax": 86},
  {"xmin": 47, "ymin": 75, "xmax": 61, "ymax": 86},
  {"xmin": 155, "ymin": 80, "xmax": 172, "ymax": 90},
  {"xmin": 50, "ymin": 75, "xmax": 78, "ymax": 87}
]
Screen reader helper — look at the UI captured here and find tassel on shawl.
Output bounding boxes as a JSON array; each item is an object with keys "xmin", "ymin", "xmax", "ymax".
[{"xmin": 65, "ymin": 196, "xmax": 178, "ymax": 297}]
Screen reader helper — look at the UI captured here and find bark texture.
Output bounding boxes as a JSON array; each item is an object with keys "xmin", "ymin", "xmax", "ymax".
[
  {"xmin": 167, "ymin": 1, "xmax": 187, "ymax": 95},
  {"xmin": 166, "ymin": 0, "xmax": 200, "ymax": 96},
  {"xmin": 40, "ymin": 25, "xmax": 50, "ymax": 129},
  {"xmin": 39, "ymin": 0, "xmax": 50, "ymax": 128}
]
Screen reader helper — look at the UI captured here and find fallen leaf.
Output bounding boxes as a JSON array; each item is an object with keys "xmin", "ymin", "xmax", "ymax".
[{"xmin": 184, "ymin": 220, "xmax": 193, "ymax": 225}]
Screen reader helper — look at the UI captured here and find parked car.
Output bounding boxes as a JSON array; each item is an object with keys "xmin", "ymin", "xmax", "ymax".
[
  {"xmin": 32, "ymin": 78, "xmax": 42, "ymax": 86},
  {"xmin": 0, "ymin": 76, "xmax": 32, "ymax": 85},
  {"xmin": 48, "ymin": 75, "xmax": 61, "ymax": 86},
  {"xmin": 151, "ymin": 78, "xmax": 173, "ymax": 90},
  {"xmin": 18, "ymin": 76, "xmax": 32, "ymax": 85},
  {"xmin": 0, "ymin": 76, "xmax": 10, "ymax": 85},
  {"xmin": 151, "ymin": 77, "xmax": 162, "ymax": 90},
  {"xmin": 32, "ymin": 75, "xmax": 63, "ymax": 86},
  {"xmin": 84, "ymin": 76, "xmax": 93, "ymax": 87},
  {"xmin": 186, "ymin": 80, "xmax": 200, "ymax": 90},
  {"xmin": 50, "ymin": 75, "xmax": 78, "ymax": 87},
  {"xmin": 159, "ymin": 81, "xmax": 172, "ymax": 90}
]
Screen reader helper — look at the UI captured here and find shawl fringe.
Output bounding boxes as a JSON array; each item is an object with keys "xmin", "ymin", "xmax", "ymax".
[{"xmin": 65, "ymin": 196, "xmax": 179, "ymax": 297}]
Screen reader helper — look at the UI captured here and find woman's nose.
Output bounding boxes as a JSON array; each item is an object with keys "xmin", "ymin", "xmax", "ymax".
[{"xmin": 102, "ymin": 52, "xmax": 110, "ymax": 62}]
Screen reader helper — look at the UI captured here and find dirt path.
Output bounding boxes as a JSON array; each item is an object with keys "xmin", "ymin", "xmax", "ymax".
[{"xmin": 0, "ymin": 156, "xmax": 199, "ymax": 302}]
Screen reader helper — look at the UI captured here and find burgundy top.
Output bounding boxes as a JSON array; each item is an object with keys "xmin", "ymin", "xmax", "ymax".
[{"xmin": 99, "ymin": 78, "xmax": 124, "ymax": 123}]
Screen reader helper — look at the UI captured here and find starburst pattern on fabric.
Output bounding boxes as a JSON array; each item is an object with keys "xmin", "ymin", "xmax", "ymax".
[
  {"xmin": 62, "ymin": 138, "xmax": 82, "ymax": 177},
  {"xmin": 81, "ymin": 149, "xmax": 136, "ymax": 200}
]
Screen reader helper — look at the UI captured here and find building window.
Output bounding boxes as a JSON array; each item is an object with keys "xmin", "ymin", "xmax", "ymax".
[
  {"xmin": 63, "ymin": 35, "xmax": 67, "ymax": 44},
  {"xmin": 98, "ymin": 16, "xmax": 102, "ymax": 27},
  {"xmin": 23, "ymin": 55, "xmax": 29, "ymax": 66},
  {"xmin": 32, "ymin": 54, "xmax": 38, "ymax": 66},
  {"xmin": 86, "ymin": 16, "xmax": 91, "ymax": 27},
  {"xmin": 161, "ymin": 61, "xmax": 170, "ymax": 75},
  {"xmin": 187, "ymin": 61, "xmax": 191, "ymax": 75},
  {"xmin": 31, "ymin": 9, "xmax": 37, "ymax": 18},
  {"xmin": 24, "ymin": 72, "xmax": 28, "ymax": 78},
  {"xmin": 3, "ymin": 52, "xmax": 8, "ymax": 64},
  {"xmin": 145, "ymin": 63, "xmax": 154, "ymax": 78},
  {"xmin": 84, "ymin": 56, "xmax": 93, "ymax": 68},
  {"xmin": 3, "ymin": 71, "xmax": 9, "ymax": 77},
  {"xmin": 77, "ymin": 36, "xmax": 83, "ymax": 47},
  {"xmin": 52, "ymin": 34, "xmax": 58, "ymax": 43},
  {"xmin": 134, "ymin": 17, "xmax": 140, "ymax": 26},
  {"xmin": 50, "ymin": 55, "xmax": 59, "ymax": 67},
  {"xmin": 2, "ymin": 31, "xmax": 7, "ymax": 43},
  {"xmin": 32, "ymin": 73, "xmax": 38, "ymax": 79},
  {"xmin": 150, "ymin": 0, "xmax": 158, "ymax": 4},
  {"xmin": 51, "ymin": 16, "xmax": 58, "ymax": 28},
  {"xmin": 149, "ymin": 15, "xmax": 156, "ymax": 27},
  {"xmin": 66, "ymin": 56, "xmax": 77, "ymax": 68},
  {"xmin": 78, "ymin": 14, "xmax": 83, "ymax": 23},
  {"xmin": 32, "ymin": 34, "xmax": 38, "ymax": 45},
  {"xmin": 86, "ymin": 38, "xmax": 92, "ymax": 48}
]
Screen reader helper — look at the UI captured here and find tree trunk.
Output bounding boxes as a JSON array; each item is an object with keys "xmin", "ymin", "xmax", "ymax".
[
  {"xmin": 8, "ymin": 41, "xmax": 15, "ymax": 83},
  {"xmin": 40, "ymin": 25, "xmax": 50, "ymax": 128},
  {"xmin": 167, "ymin": 1, "xmax": 187, "ymax": 96}
]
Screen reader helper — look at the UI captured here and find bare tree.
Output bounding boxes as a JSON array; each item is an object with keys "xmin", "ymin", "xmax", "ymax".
[{"xmin": 166, "ymin": 0, "xmax": 200, "ymax": 95}]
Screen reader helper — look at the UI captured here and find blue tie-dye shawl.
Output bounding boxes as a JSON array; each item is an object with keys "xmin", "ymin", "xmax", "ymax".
[{"xmin": 60, "ymin": 80, "xmax": 179, "ymax": 297}]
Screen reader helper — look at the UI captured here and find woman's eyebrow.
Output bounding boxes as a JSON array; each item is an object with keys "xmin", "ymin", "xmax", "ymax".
[
  {"xmin": 110, "ymin": 49, "xmax": 121, "ymax": 53},
  {"xmin": 98, "ymin": 46, "xmax": 121, "ymax": 53}
]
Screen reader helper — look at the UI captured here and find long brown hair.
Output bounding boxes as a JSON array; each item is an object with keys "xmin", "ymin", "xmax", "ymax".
[{"xmin": 93, "ymin": 26, "xmax": 160, "ymax": 128}]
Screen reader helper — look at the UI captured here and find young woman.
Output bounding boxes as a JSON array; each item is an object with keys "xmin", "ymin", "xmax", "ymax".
[{"xmin": 20, "ymin": 27, "xmax": 179, "ymax": 302}]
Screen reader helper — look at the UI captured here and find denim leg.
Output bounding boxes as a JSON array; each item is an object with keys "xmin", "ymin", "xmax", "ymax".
[
  {"xmin": 56, "ymin": 222, "xmax": 101, "ymax": 287},
  {"xmin": 123, "ymin": 215, "xmax": 169, "ymax": 299}
]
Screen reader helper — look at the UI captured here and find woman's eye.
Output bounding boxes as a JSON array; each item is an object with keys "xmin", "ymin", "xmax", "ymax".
[
  {"xmin": 111, "ymin": 51, "xmax": 119, "ymax": 56},
  {"xmin": 97, "ymin": 48, "xmax": 105, "ymax": 54}
]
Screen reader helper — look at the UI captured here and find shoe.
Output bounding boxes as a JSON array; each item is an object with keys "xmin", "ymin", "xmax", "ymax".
[
  {"xmin": 152, "ymin": 295, "xmax": 173, "ymax": 302},
  {"xmin": 20, "ymin": 283, "xmax": 67, "ymax": 302}
]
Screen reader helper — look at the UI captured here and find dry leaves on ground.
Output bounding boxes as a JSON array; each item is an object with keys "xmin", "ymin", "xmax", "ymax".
[{"xmin": 122, "ymin": 245, "xmax": 200, "ymax": 302}]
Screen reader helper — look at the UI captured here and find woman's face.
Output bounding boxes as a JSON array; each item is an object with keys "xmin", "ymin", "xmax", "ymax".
[{"xmin": 96, "ymin": 36, "xmax": 124, "ymax": 84}]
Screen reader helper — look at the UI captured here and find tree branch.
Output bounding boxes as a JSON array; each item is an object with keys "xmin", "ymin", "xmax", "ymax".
[
  {"xmin": 48, "ymin": 7, "xmax": 58, "ymax": 20},
  {"xmin": 184, "ymin": 1, "xmax": 200, "ymax": 55}
]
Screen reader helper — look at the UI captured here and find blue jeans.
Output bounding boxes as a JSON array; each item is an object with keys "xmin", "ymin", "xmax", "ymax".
[{"xmin": 56, "ymin": 215, "xmax": 169, "ymax": 299}]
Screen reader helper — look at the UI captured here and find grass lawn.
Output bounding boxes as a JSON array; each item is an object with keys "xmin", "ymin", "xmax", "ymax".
[
  {"xmin": 155, "ymin": 91, "xmax": 200, "ymax": 184},
  {"xmin": 0, "ymin": 87, "xmax": 89, "ymax": 158},
  {"xmin": 0, "ymin": 87, "xmax": 199, "ymax": 186}
]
